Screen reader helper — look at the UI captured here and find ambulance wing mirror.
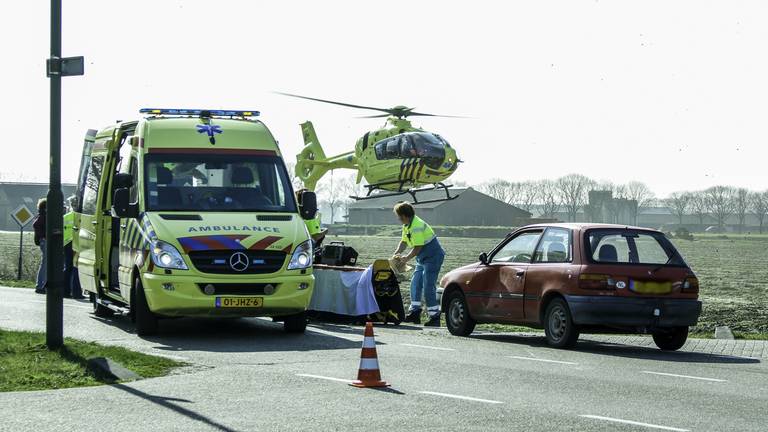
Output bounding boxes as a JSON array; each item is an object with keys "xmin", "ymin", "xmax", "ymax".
[
  {"xmin": 112, "ymin": 188, "xmax": 138, "ymax": 219},
  {"xmin": 298, "ymin": 190, "xmax": 318, "ymax": 220},
  {"xmin": 113, "ymin": 173, "xmax": 134, "ymax": 189}
]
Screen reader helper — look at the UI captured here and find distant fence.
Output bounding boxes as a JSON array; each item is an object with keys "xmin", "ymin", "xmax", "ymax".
[{"xmin": 329, "ymin": 224, "xmax": 517, "ymax": 239}]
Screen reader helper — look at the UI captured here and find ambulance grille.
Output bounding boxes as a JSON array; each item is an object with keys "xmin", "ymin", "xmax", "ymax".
[{"xmin": 189, "ymin": 250, "xmax": 286, "ymax": 274}]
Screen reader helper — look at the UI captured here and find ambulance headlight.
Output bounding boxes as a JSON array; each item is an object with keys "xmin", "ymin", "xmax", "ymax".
[
  {"xmin": 287, "ymin": 240, "xmax": 313, "ymax": 270},
  {"xmin": 151, "ymin": 241, "xmax": 188, "ymax": 270}
]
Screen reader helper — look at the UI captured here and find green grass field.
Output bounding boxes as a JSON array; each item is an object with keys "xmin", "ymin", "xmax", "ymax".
[
  {"xmin": 0, "ymin": 329, "xmax": 182, "ymax": 392},
  {"xmin": 332, "ymin": 234, "xmax": 768, "ymax": 336}
]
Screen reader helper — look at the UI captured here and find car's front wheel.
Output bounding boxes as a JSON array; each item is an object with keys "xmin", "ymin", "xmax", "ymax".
[
  {"xmin": 544, "ymin": 298, "xmax": 579, "ymax": 348},
  {"xmin": 445, "ymin": 291, "xmax": 476, "ymax": 337},
  {"xmin": 652, "ymin": 327, "xmax": 688, "ymax": 351}
]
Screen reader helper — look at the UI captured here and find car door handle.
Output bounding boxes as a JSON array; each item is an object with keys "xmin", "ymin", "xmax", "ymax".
[
  {"xmin": 516, "ymin": 271, "xmax": 525, "ymax": 277},
  {"xmin": 72, "ymin": 226, "xmax": 79, "ymax": 231},
  {"xmin": 91, "ymin": 220, "xmax": 98, "ymax": 225},
  {"xmin": 120, "ymin": 224, "xmax": 127, "ymax": 229}
]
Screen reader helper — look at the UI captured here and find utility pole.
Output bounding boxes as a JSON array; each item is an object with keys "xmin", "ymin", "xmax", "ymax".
[{"xmin": 46, "ymin": 0, "xmax": 83, "ymax": 349}]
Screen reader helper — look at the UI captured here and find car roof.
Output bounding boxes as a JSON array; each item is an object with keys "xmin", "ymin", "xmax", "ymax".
[{"xmin": 518, "ymin": 222, "xmax": 663, "ymax": 234}]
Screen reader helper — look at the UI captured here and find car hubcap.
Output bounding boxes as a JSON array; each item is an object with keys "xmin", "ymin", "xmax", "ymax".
[
  {"xmin": 549, "ymin": 307, "xmax": 567, "ymax": 341},
  {"xmin": 449, "ymin": 299, "xmax": 464, "ymax": 326}
]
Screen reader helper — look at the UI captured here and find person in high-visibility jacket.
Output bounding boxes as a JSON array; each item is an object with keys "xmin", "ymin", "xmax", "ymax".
[
  {"xmin": 392, "ymin": 202, "xmax": 445, "ymax": 326},
  {"xmin": 63, "ymin": 201, "xmax": 83, "ymax": 299}
]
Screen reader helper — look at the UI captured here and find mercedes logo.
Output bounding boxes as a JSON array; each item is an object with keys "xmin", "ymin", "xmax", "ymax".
[{"xmin": 229, "ymin": 252, "xmax": 250, "ymax": 272}]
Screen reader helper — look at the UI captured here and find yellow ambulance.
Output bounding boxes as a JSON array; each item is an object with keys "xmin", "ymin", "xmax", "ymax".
[{"xmin": 72, "ymin": 109, "xmax": 316, "ymax": 335}]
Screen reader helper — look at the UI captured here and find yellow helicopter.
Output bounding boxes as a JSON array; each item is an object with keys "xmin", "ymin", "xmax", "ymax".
[{"xmin": 280, "ymin": 93, "xmax": 463, "ymax": 204}]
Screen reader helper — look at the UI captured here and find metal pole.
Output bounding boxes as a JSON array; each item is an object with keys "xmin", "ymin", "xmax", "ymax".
[
  {"xmin": 17, "ymin": 227, "xmax": 23, "ymax": 280},
  {"xmin": 46, "ymin": 0, "xmax": 64, "ymax": 349}
]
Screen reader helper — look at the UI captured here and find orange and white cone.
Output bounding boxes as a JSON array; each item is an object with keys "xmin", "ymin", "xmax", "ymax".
[{"xmin": 349, "ymin": 322, "xmax": 390, "ymax": 388}]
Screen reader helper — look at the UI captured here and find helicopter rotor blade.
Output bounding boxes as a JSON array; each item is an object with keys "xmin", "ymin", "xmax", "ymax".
[
  {"xmin": 407, "ymin": 111, "xmax": 470, "ymax": 119},
  {"xmin": 275, "ymin": 92, "xmax": 392, "ymax": 115},
  {"xmin": 355, "ymin": 114, "xmax": 392, "ymax": 119}
]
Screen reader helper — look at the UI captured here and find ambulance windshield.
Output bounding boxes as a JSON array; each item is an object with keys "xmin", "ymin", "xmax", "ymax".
[{"xmin": 144, "ymin": 153, "xmax": 296, "ymax": 212}]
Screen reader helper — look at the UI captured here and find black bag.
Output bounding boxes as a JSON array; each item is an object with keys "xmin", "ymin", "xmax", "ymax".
[
  {"xmin": 319, "ymin": 241, "xmax": 358, "ymax": 266},
  {"xmin": 368, "ymin": 260, "xmax": 405, "ymax": 325}
]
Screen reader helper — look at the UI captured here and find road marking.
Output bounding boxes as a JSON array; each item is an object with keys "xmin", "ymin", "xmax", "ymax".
[
  {"xmin": 401, "ymin": 343, "xmax": 455, "ymax": 351},
  {"xmin": 296, "ymin": 374, "xmax": 352, "ymax": 384},
  {"xmin": 509, "ymin": 355, "xmax": 577, "ymax": 365},
  {"xmin": 419, "ymin": 391, "xmax": 503, "ymax": 404},
  {"xmin": 641, "ymin": 371, "xmax": 727, "ymax": 382},
  {"xmin": 580, "ymin": 415, "xmax": 689, "ymax": 431}
]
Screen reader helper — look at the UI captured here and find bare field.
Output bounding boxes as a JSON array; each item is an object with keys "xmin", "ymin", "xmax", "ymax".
[{"xmin": 333, "ymin": 234, "xmax": 768, "ymax": 335}]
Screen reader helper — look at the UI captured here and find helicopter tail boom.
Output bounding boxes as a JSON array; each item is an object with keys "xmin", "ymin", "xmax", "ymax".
[{"xmin": 295, "ymin": 121, "xmax": 358, "ymax": 191}]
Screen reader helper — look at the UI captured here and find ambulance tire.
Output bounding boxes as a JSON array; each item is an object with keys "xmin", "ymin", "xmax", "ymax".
[
  {"xmin": 283, "ymin": 312, "xmax": 308, "ymax": 334},
  {"xmin": 91, "ymin": 292, "xmax": 114, "ymax": 318},
  {"xmin": 134, "ymin": 278, "xmax": 158, "ymax": 336}
]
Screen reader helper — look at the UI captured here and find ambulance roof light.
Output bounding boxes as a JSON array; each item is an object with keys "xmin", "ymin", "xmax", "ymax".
[{"xmin": 139, "ymin": 108, "xmax": 260, "ymax": 118}]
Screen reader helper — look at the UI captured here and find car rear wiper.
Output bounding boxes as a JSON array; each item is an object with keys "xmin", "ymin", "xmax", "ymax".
[{"xmin": 651, "ymin": 256, "xmax": 674, "ymax": 274}]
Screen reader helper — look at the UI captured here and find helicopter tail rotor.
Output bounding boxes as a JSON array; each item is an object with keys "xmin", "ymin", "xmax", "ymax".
[{"xmin": 295, "ymin": 121, "xmax": 329, "ymax": 191}]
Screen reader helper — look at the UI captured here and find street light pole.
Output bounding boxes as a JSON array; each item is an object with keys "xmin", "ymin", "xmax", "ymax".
[
  {"xmin": 46, "ymin": 0, "xmax": 64, "ymax": 349},
  {"xmin": 46, "ymin": 0, "xmax": 83, "ymax": 349}
]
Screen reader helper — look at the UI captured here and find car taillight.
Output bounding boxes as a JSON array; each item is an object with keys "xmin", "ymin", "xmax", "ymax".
[
  {"xmin": 682, "ymin": 277, "xmax": 699, "ymax": 293},
  {"xmin": 579, "ymin": 274, "xmax": 615, "ymax": 290}
]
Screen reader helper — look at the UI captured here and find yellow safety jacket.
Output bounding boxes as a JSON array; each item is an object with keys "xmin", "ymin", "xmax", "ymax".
[
  {"xmin": 401, "ymin": 216, "xmax": 436, "ymax": 248},
  {"xmin": 63, "ymin": 211, "xmax": 74, "ymax": 246}
]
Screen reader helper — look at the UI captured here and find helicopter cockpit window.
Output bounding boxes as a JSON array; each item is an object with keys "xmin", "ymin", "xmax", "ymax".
[{"xmin": 410, "ymin": 133, "xmax": 447, "ymax": 169}]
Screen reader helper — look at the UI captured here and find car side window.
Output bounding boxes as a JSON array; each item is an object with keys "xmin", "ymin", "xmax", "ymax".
[
  {"xmin": 491, "ymin": 231, "xmax": 542, "ymax": 263},
  {"xmin": 534, "ymin": 228, "xmax": 571, "ymax": 263}
]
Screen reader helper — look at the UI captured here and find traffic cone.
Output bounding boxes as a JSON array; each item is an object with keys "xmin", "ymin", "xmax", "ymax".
[{"xmin": 349, "ymin": 322, "xmax": 390, "ymax": 388}]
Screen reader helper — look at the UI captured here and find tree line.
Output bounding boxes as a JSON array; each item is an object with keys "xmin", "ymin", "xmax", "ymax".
[{"xmin": 479, "ymin": 174, "xmax": 768, "ymax": 233}]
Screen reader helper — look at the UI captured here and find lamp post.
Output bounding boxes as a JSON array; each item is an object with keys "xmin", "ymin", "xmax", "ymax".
[{"xmin": 45, "ymin": 0, "xmax": 83, "ymax": 349}]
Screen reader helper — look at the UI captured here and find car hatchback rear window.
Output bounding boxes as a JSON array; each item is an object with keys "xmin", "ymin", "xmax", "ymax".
[{"xmin": 586, "ymin": 229, "xmax": 685, "ymax": 266}]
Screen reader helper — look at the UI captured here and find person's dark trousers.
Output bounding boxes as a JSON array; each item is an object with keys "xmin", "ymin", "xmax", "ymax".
[{"xmin": 64, "ymin": 243, "xmax": 83, "ymax": 298}]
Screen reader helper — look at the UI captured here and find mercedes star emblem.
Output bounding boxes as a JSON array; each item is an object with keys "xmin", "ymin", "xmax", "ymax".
[{"xmin": 229, "ymin": 252, "xmax": 250, "ymax": 272}]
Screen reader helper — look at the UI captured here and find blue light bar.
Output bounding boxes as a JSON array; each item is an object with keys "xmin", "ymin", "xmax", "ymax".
[{"xmin": 139, "ymin": 108, "xmax": 260, "ymax": 117}]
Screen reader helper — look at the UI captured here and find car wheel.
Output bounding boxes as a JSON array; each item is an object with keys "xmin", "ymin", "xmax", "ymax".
[
  {"xmin": 544, "ymin": 298, "xmax": 579, "ymax": 348},
  {"xmin": 284, "ymin": 311, "xmax": 308, "ymax": 334},
  {"xmin": 91, "ymin": 292, "xmax": 114, "ymax": 318},
  {"xmin": 445, "ymin": 291, "xmax": 476, "ymax": 337},
  {"xmin": 652, "ymin": 327, "xmax": 688, "ymax": 351},
  {"xmin": 134, "ymin": 278, "xmax": 158, "ymax": 336}
]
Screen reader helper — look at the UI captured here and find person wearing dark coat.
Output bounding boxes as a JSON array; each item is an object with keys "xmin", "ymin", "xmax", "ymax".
[{"xmin": 32, "ymin": 199, "xmax": 47, "ymax": 294}]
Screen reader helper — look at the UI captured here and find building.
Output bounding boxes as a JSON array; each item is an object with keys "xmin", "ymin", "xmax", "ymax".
[
  {"xmin": 347, "ymin": 187, "xmax": 533, "ymax": 226},
  {"xmin": 0, "ymin": 182, "xmax": 77, "ymax": 231}
]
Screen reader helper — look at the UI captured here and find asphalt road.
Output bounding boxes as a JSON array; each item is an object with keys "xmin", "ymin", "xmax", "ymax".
[{"xmin": 1, "ymin": 286, "xmax": 766, "ymax": 432}]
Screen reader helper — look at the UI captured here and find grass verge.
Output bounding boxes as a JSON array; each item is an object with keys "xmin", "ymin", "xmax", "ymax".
[
  {"xmin": 0, "ymin": 329, "xmax": 183, "ymax": 392},
  {"xmin": 0, "ymin": 278, "xmax": 36, "ymax": 289}
]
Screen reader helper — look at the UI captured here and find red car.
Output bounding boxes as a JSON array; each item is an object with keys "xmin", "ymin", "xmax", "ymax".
[{"xmin": 438, "ymin": 223, "xmax": 702, "ymax": 350}]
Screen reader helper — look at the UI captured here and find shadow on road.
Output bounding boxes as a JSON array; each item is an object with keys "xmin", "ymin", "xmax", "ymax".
[
  {"xmin": 472, "ymin": 333, "xmax": 761, "ymax": 364},
  {"xmin": 112, "ymin": 383, "xmax": 241, "ymax": 432}
]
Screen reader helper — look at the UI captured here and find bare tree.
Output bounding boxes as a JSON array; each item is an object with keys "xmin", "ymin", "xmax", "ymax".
[
  {"xmin": 316, "ymin": 171, "xmax": 357, "ymax": 224},
  {"xmin": 624, "ymin": 181, "xmax": 655, "ymax": 224},
  {"xmin": 555, "ymin": 174, "xmax": 594, "ymax": 222},
  {"xmin": 689, "ymin": 191, "xmax": 709, "ymax": 228},
  {"xmin": 750, "ymin": 191, "xmax": 768, "ymax": 234},
  {"xmin": 479, "ymin": 179, "xmax": 520, "ymax": 204},
  {"xmin": 538, "ymin": 179, "xmax": 560, "ymax": 219},
  {"xmin": 664, "ymin": 192, "xmax": 692, "ymax": 226},
  {"xmin": 284, "ymin": 162, "xmax": 303, "ymax": 190},
  {"xmin": 516, "ymin": 181, "xmax": 539, "ymax": 213},
  {"xmin": 734, "ymin": 188, "xmax": 750, "ymax": 233},
  {"xmin": 705, "ymin": 185, "xmax": 737, "ymax": 229}
]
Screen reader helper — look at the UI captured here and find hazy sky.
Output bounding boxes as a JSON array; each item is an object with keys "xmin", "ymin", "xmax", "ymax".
[{"xmin": 3, "ymin": 0, "xmax": 767, "ymax": 197}]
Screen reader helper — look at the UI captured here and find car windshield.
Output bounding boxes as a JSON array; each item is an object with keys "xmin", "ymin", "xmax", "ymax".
[
  {"xmin": 144, "ymin": 153, "xmax": 296, "ymax": 212},
  {"xmin": 586, "ymin": 229, "xmax": 686, "ymax": 266}
]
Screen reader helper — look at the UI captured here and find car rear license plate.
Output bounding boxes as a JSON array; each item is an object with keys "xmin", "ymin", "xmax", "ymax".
[
  {"xmin": 215, "ymin": 297, "xmax": 264, "ymax": 308},
  {"xmin": 630, "ymin": 280, "xmax": 672, "ymax": 294}
]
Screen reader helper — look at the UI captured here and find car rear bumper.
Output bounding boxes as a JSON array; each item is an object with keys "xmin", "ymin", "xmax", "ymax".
[{"xmin": 565, "ymin": 295, "xmax": 701, "ymax": 328}]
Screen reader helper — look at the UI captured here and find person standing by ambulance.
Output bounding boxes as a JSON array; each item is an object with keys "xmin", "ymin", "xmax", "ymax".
[
  {"xmin": 63, "ymin": 199, "xmax": 83, "ymax": 299},
  {"xmin": 32, "ymin": 199, "xmax": 47, "ymax": 294},
  {"xmin": 392, "ymin": 202, "xmax": 445, "ymax": 327}
]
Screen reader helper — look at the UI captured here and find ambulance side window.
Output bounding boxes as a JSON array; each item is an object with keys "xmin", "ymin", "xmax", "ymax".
[
  {"xmin": 129, "ymin": 158, "xmax": 139, "ymax": 203},
  {"xmin": 81, "ymin": 155, "xmax": 104, "ymax": 215}
]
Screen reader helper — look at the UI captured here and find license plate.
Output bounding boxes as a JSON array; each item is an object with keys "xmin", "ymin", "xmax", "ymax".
[
  {"xmin": 215, "ymin": 297, "xmax": 264, "ymax": 308},
  {"xmin": 630, "ymin": 280, "xmax": 672, "ymax": 294}
]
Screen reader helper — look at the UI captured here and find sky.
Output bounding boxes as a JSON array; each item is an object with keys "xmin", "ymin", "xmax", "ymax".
[{"xmin": 2, "ymin": 0, "xmax": 767, "ymax": 197}]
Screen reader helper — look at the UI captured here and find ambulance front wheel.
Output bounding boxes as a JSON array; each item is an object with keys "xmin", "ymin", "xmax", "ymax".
[
  {"xmin": 133, "ymin": 278, "xmax": 158, "ymax": 336},
  {"xmin": 283, "ymin": 311, "xmax": 308, "ymax": 334}
]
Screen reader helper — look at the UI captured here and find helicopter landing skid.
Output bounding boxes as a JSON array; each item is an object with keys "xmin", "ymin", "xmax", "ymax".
[{"xmin": 350, "ymin": 182, "xmax": 458, "ymax": 205}]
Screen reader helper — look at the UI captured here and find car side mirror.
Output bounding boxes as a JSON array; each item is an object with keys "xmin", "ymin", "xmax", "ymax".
[
  {"xmin": 479, "ymin": 252, "xmax": 489, "ymax": 265},
  {"xmin": 112, "ymin": 188, "xmax": 138, "ymax": 218},
  {"xmin": 113, "ymin": 172, "xmax": 134, "ymax": 189},
  {"xmin": 298, "ymin": 190, "xmax": 318, "ymax": 220}
]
